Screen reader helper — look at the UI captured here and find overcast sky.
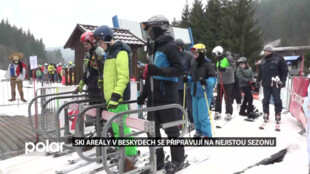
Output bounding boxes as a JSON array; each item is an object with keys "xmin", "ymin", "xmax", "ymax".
[{"xmin": 1, "ymin": 0, "xmax": 196, "ymax": 48}]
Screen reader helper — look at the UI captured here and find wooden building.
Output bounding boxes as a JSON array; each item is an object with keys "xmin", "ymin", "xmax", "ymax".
[{"xmin": 64, "ymin": 24, "xmax": 146, "ymax": 83}]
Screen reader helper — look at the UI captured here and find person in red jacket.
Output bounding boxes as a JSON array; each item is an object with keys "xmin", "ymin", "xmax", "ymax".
[
  {"xmin": 56, "ymin": 63, "xmax": 63, "ymax": 83},
  {"xmin": 4, "ymin": 51, "xmax": 27, "ymax": 102}
]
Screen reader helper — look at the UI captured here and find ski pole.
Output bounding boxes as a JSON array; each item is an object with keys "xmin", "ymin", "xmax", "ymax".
[
  {"xmin": 202, "ymin": 84, "xmax": 215, "ymax": 136},
  {"xmin": 182, "ymin": 82, "xmax": 186, "ymax": 129}
]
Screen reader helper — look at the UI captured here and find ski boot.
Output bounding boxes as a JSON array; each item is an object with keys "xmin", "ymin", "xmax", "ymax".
[
  {"xmin": 188, "ymin": 123, "xmax": 195, "ymax": 132},
  {"xmin": 263, "ymin": 113, "xmax": 269, "ymax": 122},
  {"xmin": 247, "ymin": 112, "xmax": 260, "ymax": 120},
  {"xmin": 193, "ymin": 132, "xmax": 201, "ymax": 138},
  {"xmin": 237, "ymin": 103, "xmax": 241, "ymax": 111},
  {"xmin": 165, "ymin": 160, "xmax": 185, "ymax": 174},
  {"xmin": 140, "ymin": 158, "xmax": 166, "ymax": 174},
  {"xmin": 214, "ymin": 112, "xmax": 221, "ymax": 120},
  {"xmin": 126, "ymin": 152, "xmax": 139, "ymax": 163},
  {"xmin": 225, "ymin": 113, "xmax": 232, "ymax": 121},
  {"xmin": 275, "ymin": 113, "xmax": 281, "ymax": 123},
  {"xmin": 253, "ymin": 106, "xmax": 259, "ymax": 113},
  {"xmin": 239, "ymin": 106, "xmax": 247, "ymax": 116},
  {"xmin": 125, "ymin": 157, "xmax": 137, "ymax": 172}
]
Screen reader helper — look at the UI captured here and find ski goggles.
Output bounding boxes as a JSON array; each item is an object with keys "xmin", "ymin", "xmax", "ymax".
[
  {"xmin": 190, "ymin": 47, "xmax": 205, "ymax": 53},
  {"xmin": 141, "ymin": 21, "xmax": 169, "ymax": 31}
]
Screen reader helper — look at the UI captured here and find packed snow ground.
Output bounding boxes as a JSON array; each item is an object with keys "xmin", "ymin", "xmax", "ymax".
[
  {"xmin": 0, "ymin": 101, "xmax": 308, "ymax": 174},
  {"xmin": 0, "ymin": 68, "xmax": 308, "ymax": 174}
]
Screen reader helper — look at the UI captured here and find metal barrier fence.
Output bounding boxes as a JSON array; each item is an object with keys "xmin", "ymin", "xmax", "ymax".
[
  {"xmin": 26, "ymin": 85, "xmax": 188, "ymax": 174},
  {"xmin": 27, "ymin": 85, "xmax": 77, "ymax": 143}
]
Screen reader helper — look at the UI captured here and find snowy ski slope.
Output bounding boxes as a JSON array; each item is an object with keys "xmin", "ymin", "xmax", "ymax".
[{"xmin": 0, "ymin": 68, "xmax": 308, "ymax": 174}]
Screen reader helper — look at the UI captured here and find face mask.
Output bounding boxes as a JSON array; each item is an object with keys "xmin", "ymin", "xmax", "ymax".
[
  {"xmin": 148, "ymin": 28, "xmax": 156, "ymax": 41},
  {"xmin": 148, "ymin": 27, "xmax": 164, "ymax": 41},
  {"xmin": 13, "ymin": 56, "xmax": 19, "ymax": 64}
]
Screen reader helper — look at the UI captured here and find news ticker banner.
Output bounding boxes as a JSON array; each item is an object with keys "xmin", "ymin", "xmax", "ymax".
[{"xmin": 73, "ymin": 137, "xmax": 276, "ymax": 147}]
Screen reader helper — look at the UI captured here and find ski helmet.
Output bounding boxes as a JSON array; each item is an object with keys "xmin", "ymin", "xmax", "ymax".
[
  {"xmin": 141, "ymin": 15, "xmax": 170, "ymax": 31},
  {"xmin": 238, "ymin": 57, "xmax": 247, "ymax": 63},
  {"xmin": 234, "ymin": 53, "xmax": 240, "ymax": 60},
  {"xmin": 93, "ymin": 25, "xmax": 114, "ymax": 43},
  {"xmin": 212, "ymin": 46, "xmax": 224, "ymax": 56},
  {"xmin": 80, "ymin": 31, "xmax": 94, "ymax": 43},
  {"xmin": 175, "ymin": 39, "xmax": 184, "ymax": 47},
  {"xmin": 190, "ymin": 43, "xmax": 206, "ymax": 53}
]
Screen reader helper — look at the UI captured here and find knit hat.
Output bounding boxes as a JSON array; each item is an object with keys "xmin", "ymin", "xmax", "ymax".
[{"xmin": 263, "ymin": 45, "xmax": 273, "ymax": 52}]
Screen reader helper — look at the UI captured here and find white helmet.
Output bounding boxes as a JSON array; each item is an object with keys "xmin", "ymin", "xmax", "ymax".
[{"xmin": 212, "ymin": 46, "xmax": 224, "ymax": 56}]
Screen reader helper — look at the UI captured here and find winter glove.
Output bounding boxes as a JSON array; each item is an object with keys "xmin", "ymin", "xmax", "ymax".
[
  {"xmin": 77, "ymin": 80, "xmax": 85, "ymax": 93},
  {"xmin": 248, "ymin": 81, "xmax": 255, "ymax": 86},
  {"xmin": 108, "ymin": 93, "xmax": 121, "ymax": 110},
  {"xmin": 97, "ymin": 79, "xmax": 103, "ymax": 89},
  {"xmin": 147, "ymin": 64, "xmax": 160, "ymax": 76},
  {"xmin": 183, "ymin": 74, "xmax": 188, "ymax": 83},
  {"xmin": 279, "ymin": 81, "xmax": 285, "ymax": 88},
  {"xmin": 137, "ymin": 95, "xmax": 146, "ymax": 105},
  {"xmin": 218, "ymin": 66, "xmax": 226, "ymax": 72},
  {"xmin": 255, "ymin": 81, "xmax": 260, "ymax": 89},
  {"xmin": 83, "ymin": 58, "xmax": 89, "ymax": 67},
  {"xmin": 143, "ymin": 64, "xmax": 148, "ymax": 79},
  {"xmin": 199, "ymin": 78, "xmax": 207, "ymax": 86},
  {"xmin": 74, "ymin": 87, "xmax": 79, "ymax": 94}
]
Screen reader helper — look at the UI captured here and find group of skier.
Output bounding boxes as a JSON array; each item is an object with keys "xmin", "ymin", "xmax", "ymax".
[{"xmin": 74, "ymin": 13, "xmax": 288, "ymax": 173}]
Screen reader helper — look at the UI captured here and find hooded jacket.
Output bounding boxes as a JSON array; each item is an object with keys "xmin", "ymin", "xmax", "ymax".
[
  {"xmin": 104, "ymin": 41, "xmax": 131, "ymax": 101},
  {"xmin": 178, "ymin": 50, "xmax": 194, "ymax": 89},
  {"xmin": 189, "ymin": 56, "xmax": 216, "ymax": 98},
  {"xmin": 142, "ymin": 34, "xmax": 183, "ymax": 103},
  {"xmin": 236, "ymin": 66, "xmax": 254, "ymax": 87},
  {"xmin": 257, "ymin": 52, "xmax": 288, "ymax": 87}
]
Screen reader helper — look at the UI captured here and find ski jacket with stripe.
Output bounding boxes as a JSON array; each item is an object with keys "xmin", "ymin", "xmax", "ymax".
[{"xmin": 141, "ymin": 34, "xmax": 183, "ymax": 104}]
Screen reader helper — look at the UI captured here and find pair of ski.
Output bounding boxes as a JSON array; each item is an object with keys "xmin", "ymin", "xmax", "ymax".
[
  {"xmin": 56, "ymin": 147, "xmax": 118, "ymax": 174},
  {"xmin": 259, "ymin": 120, "xmax": 280, "ymax": 131},
  {"xmin": 215, "ymin": 115, "xmax": 234, "ymax": 129},
  {"xmin": 136, "ymin": 152, "xmax": 208, "ymax": 174}
]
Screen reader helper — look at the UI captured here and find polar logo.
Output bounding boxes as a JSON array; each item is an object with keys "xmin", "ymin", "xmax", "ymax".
[{"xmin": 25, "ymin": 140, "xmax": 65, "ymax": 154}]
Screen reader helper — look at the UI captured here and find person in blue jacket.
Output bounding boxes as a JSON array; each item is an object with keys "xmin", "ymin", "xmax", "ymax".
[{"xmin": 184, "ymin": 43, "xmax": 216, "ymax": 137}]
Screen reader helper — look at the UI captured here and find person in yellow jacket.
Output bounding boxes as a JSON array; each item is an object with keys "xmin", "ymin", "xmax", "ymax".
[
  {"xmin": 94, "ymin": 25, "xmax": 137, "ymax": 172},
  {"xmin": 48, "ymin": 64, "xmax": 56, "ymax": 83}
]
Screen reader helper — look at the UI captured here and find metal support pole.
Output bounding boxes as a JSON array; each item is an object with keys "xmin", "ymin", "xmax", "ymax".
[
  {"xmin": 96, "ymin": 107, "xmax": 102, "ymax": 163},
  {"xmin": 64, "ymin": 108, "xmax": 71, "ymax": 144}
]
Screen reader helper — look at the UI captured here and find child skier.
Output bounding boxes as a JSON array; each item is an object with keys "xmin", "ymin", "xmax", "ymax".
[
  {"xmin": 236, "ymin": 57, "xmax": 256, "ymax": 119},
  {"xmin": 94, "ymin": 25, "xmax": 138, "ymax": 172},
  {"xmin": 184, "ymin": 43, "xmax": 216, "ymax": 137}
]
